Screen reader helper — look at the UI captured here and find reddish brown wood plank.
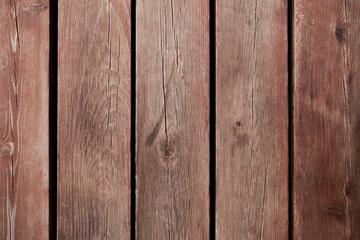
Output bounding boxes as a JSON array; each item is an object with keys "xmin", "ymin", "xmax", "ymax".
[
  {"xmin": 0, "ymin": 0, "xmax": 49, "ymax": 240},
  {"xmin": 216, "ymin": 0, "xmax": 288, "ymax": 239},
  {"xmin": 0, "ymin": 0, "xmax": 49, "ymax": 239},
  {"xmin": 58, "ymin": 0, "xmax": 131, "ymax": 238},
  {"xmin": 136, "ymin": 0, "xmax": 209, "ymax": 238},
  {"xmin": 294, "ymin": 1, "xmax": 360, "ymax": 238}
]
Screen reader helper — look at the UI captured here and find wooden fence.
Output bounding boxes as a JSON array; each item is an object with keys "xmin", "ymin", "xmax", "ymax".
[{"xmin": 0, "ymin": 0, "xmax": 359, "ymax": 239}]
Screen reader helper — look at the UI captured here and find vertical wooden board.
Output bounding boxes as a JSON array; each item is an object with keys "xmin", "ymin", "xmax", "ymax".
[
  {"xmin": 216, "ymin": 0, "xmax": 288, "ymax": 239},
  {"xmin": 136, "ymin": 0, "xmax": 209, "ymax": 239},
  {"xmin": 0, "ymin": 0, "xmax": 49, "ymax": 239},
  {"xmin": 58, "ymin": 0, "xmax": 131, "ymax": 239},
  {"xmin": 294, "ymin": 0, "xmax": 360, "ymax": 238}
]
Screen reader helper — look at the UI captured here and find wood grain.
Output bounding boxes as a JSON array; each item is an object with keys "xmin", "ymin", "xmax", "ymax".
[
  {"xmin": 294, "ymin": 0, "xmax": 360, "ymax": 238},
  {"xmin": 216, "ymin": 0, "xmax": 288, "ymax": 239},
  {"xmin": 57, "ymin": 0, "xmax": 131, "ymax": 239},
  {"xmin": 136, "ymin": 0, "xmax": 209, "ymax": 238},
  {"xmin": 0, "ymin": 0, "xmax": 49, "ymax": 239}
]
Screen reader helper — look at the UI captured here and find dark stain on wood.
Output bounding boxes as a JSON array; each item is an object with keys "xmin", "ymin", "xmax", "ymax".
[{"xmin": 146, "ymin": 112, "xmax": 164, "ymax": 147}]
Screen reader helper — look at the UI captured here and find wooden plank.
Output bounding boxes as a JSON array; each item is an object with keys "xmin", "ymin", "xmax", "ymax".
[
  {"xmin": 136, "ymin": 0, "xmax": 209, "ymax": 238},
  {"xmin": 294, "ymin": 1, "xmax": 360, "ymax": 238},
  {"xmin": 0, "ymin": 0, "xmax": 49, "ymax": 239},
  {"xmin": 57, "ymin": 0, "xmax": 131, "ymax": 238},
  {"xmin": 216, "ymin": 0, "xmax": 288, "ymax": 239}
]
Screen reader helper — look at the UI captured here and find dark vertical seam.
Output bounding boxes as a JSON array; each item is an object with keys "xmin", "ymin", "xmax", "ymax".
[
  {"xmin": 49, "ymin": 0, "xmax": 58, "ymax": 239},
  {"xmin": 288, "ymin": 0, "xmax": 294, "ymax": 239},
  {"xmin": 160, "ymin": 1, "xmax": 168, "ymax": 141},
  {"xmin": 247, "ymin": 1, "xmax": 258, "ymax": 227},
  {"xmin": 14, "ymin": 1, "xmax": 21, "ymax": 50},
  {"xmin": 209, "ymin": 0, "xmax": 216, "ymax": 239},
  {"xmin": 130, "ymin": 0, "xmax": 136, "ymax": 239}
]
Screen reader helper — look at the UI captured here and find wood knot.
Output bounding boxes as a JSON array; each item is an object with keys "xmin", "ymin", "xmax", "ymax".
[
  {"xmin": 335, "ymin": 25, "xmax": 346, "ymax": 43},
  {"xmin": 233, "ymin": 120, "xmax": 243, "ymax": 134},
  {"xmin": 158, "ymin": 133, "xmax": 178, "ymax": 160},
  {"xmin": 233, "ymin": 121, "xmax": 246, "ymax": 136},
  {"xmin": 231, "ymin": 120, "xmax": 249, "ymax": 154},
  {"xmin": 233, "ymin": 121, "xmax": 243, "ymax": 128},
  {"xmin": 0, "ymin": 142, "xmax": 14, "ymax": 156},
  {"xmin": 344, "ymin": 181, "xmax": 351, "ymax": 196},
  {"xmin": 348, "ymin": 73, "xmax": 353, "ymax": 83}
]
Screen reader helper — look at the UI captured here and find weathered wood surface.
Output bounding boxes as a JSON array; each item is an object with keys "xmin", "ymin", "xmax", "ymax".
[
  {"xmin": 58, "ymin": 0, "xmax": 131, "ymax": 238},
  {"xmin": 136, "ymin": 0, "xmax": 209, "ymax": 238},
  {"xmin": 0, "ymin": 0, "xmax": 49, "ymax": 239},
  {"xmin": 294, "ymin": 0, "xmax": 360, "ymax": 238},
  {"xmin": 216, "ymin": 0, "xmax": 288, "ymax": 239}
]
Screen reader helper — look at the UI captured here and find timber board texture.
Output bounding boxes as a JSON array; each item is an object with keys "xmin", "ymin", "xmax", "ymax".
[
  {"xmin": 294, "ymin": 0, "xmax": 360, "ymax": 239},
  {"xmin": 0, "ymin": 0, "xmax": 49, "ymax": 239},
  {"xmin": 216, "ymin": 0, "xmax": 289, "ymax": 239},
  {"xmin": 136, "ymin": 0, "xmax": 210, "ymax": 239},
  {"xmin": 1, "ymin": 0, "xmax": 360, "ymax": 239},
  {"xmin": 58, "ymin": 0, "xmax": 131, "ymax": 239}
]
